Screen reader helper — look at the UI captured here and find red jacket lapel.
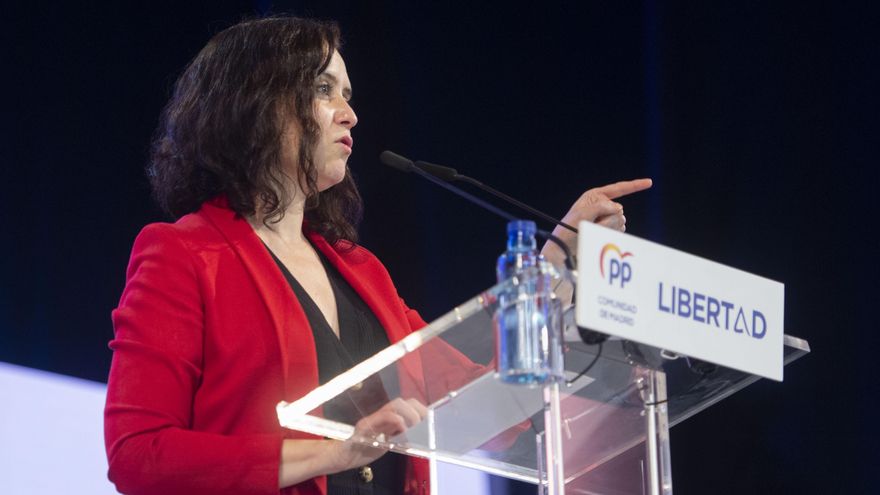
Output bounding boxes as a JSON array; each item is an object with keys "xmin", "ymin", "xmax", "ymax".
[
  {"xmin": 310, "ymin": 232, "xmax": 430, "ymax": 404},
  {"xmin": 309, "ymin": 233, "xmax": 411, "ymax": 345},
  {"xmin": 198, "ymin": 200, "xmax": 420, "ymax": 407},
  {"xmin": 199, "ymin": 199, "xmax": 320, "ymax": 400}
]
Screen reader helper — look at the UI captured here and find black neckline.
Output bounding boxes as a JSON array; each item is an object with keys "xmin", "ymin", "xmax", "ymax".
[{"xmin": 265, "ymin": 246, "xmax": 358, "ymax": 366}]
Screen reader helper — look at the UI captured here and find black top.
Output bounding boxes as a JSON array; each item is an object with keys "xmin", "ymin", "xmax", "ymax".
[{"xmin": 268, "ymin": 246, "xmax": 405, "ymax": 495}]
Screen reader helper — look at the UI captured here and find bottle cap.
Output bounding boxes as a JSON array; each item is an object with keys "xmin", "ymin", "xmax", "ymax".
[{"xmin": 507, "ymin": 219, "xmax": 537, "ymax": 236}]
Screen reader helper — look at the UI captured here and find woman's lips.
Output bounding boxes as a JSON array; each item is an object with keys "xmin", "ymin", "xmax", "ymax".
[{"xmin": 336, "ymin": 135, "xmax": 353, "ymax": 153}]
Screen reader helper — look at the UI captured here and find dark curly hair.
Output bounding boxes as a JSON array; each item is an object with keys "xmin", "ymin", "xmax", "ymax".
[{"xmin": 148, "ymin": 16, "xmax": 362, "ymax": 245}]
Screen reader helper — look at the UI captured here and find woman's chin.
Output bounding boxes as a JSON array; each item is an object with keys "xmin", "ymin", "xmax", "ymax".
[{"xmin": 316, "ymin": 171, "xmax": 347, "ymax": 192}]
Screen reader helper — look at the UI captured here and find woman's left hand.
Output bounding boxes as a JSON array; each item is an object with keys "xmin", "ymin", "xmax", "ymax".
[{"xmin": 541, "ymin": 178, "xmax": 653, "ymax": 267}]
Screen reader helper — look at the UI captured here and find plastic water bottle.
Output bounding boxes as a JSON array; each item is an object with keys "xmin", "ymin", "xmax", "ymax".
[{"xmin": 495, "ymin": 220, "xmax": 558, "ymax": 385}]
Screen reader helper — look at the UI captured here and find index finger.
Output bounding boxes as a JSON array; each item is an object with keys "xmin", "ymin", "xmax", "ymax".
[{"xmin": 594, "ymin": 178, "xmax": 653, "ymax": 200}]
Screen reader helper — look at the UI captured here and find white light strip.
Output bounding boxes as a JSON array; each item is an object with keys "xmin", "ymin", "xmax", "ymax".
[{"xmin": 0, "ymin": 362, "xmax": 117, "ymax": 494}]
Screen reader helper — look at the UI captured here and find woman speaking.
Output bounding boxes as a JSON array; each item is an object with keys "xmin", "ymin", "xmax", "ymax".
[{"xmin": 103, "ymin": 16, "xmax": 650, "ymax": 495}]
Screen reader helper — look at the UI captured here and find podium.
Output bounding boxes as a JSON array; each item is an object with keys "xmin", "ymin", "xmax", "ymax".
[{"xmin": 277, "ymin": 273, "xmax": 810, "ymax": 494}]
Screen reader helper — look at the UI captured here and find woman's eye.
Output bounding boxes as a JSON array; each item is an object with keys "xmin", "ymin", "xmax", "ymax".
[{"xmin": 316, "ymin": 82, "xmax": 332, "ymax": 95}]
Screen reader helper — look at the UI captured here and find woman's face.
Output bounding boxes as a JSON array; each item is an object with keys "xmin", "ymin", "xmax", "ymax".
[
  {"xmin": 280, "ymin": 51, "xmax": 357, "ymax": 195},
  {"xmin": 308, "ymin": 50, "xmax": 358, "ymax": 192}
]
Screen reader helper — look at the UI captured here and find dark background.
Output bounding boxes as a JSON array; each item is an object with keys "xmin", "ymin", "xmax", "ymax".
[{"xmin": 2, "ymin": 1, "xmax": 877, "ymax": 493}]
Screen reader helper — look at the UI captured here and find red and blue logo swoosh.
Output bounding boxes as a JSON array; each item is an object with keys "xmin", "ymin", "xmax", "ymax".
[{"xmin": 599, "ymin": 243, "xmax": 634, "ymax": 279}]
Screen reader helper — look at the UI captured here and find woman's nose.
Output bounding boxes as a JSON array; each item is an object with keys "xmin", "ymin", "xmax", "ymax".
[{"xmin": 335, "ymin": 99, "xmax": 357, "ymax": 129}]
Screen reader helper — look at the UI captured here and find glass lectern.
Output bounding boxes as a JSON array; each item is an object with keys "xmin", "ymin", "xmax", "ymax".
[{"xmin": 277, "ymin": 275, "xmax": 809, "ymax": 495}]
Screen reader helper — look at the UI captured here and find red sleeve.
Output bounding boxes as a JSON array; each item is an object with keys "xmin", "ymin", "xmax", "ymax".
[
  {"xmin": 399, "ymin": 295, "xmax": 531, "ymax": 453},
  {"xmin": 104, "ymin": 224, "xmax": 285, "ymax": 495},
  {"xmin": 400, "ymin": 298, "xmax": 429, "ymax": 334},
  {"xmin": 396, "ymin": 297, "xmax": 490, "ymax": 399}
]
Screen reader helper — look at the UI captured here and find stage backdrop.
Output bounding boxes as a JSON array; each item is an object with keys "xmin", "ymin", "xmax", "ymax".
[{"xmin": 1, "ymin": 1, "xmax": 877, "ymax": 494}]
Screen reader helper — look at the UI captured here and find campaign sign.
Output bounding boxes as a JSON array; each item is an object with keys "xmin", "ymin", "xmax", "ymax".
[{"xmin": 575, "ymin": 221, "xmax": 785, "ymax": 381}]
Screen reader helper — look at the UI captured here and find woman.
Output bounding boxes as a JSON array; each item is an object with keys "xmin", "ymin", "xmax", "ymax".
[{"xmin": 104, "ymin": 16, "xmax": 650, "ymax": 495}]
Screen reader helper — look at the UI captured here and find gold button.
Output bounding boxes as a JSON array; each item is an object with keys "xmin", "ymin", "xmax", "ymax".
[
  {"xmin": 359, "ymin": 465, "xmax": 373, "ymax": 483},
  {"xmin": 351, "ymin": 381, "xmax": 364, "ymax": 391}
]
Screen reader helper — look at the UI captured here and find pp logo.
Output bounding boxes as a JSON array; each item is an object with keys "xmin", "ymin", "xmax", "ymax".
[{"xmin": 599, "ymin": 243, "xmax": 633, "ymax": 288}]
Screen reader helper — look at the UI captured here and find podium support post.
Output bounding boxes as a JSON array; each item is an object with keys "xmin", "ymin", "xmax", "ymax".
[
  {"xmin": 642, "ymin": 370, "xmax": 672, "ymax": 495},
  {"xmin": 542, "ymin": 381, "xmax": 566, "ymax": 495}
]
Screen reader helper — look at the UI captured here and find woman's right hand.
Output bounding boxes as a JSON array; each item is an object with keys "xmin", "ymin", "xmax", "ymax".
[
  {"xmin": 279, "ymin": 397, "xmax": 427, "ymax": 488},
  {"xmin": 327, "ymin": 398, "xmax": 428, "ymax": 472}
]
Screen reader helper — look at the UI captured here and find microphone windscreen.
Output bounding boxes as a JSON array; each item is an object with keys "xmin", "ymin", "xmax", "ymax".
[{"xmin": 379, "ymin": 151, "xmax": 414, "ymax": 172}]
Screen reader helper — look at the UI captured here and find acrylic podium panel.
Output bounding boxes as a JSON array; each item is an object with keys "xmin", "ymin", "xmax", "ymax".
[
  {"xmin": 276, "ymin": 276, "xmax": 810, "ymax": 494},
  {"xmin": 559, "ymin": 332, "xmax": 809, "ymax": 494}
]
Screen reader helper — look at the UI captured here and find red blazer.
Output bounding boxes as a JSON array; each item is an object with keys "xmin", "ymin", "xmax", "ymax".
[{"xmin": 105, "ymin": 198, "xmax": 432, "ymax": 495}]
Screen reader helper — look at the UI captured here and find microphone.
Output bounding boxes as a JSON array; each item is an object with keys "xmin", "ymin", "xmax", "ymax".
[
  {"xmin": 412, "ymin": 160, "xmax": 578, "ymax": 234},
  {"xmin": 379, "ymin": 150, "xmax": 418, "ymax": 173},
  {"xmin": 380, "ymin": 151, "xmax": 519, "ymax": 224},
  {"xmin": 380, "ymin": 150, "xmax": 606, "ymax": 345},
  {"xmin": 379, "ymin": 150, "xmax": 574, "ymax": 270}
]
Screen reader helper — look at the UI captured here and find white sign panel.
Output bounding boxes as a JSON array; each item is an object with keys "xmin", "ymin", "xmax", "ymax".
[{"xmin": 575, "ymin": 221, "xmax": 785, "ymax": 381}]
